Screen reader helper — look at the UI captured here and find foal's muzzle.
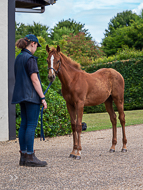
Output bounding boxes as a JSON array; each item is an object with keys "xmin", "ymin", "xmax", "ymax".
[{"xmin": 48, "ymin": 74, "xmax": 55, "ymax": 82}]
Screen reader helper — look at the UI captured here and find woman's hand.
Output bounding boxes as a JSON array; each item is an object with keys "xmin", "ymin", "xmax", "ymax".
[{"xmin": 41, "ymin": 100, "xmax": 47, "ymax": 109}]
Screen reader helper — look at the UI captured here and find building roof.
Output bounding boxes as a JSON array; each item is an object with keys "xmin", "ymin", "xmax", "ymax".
[{"xmin": 15, "ymin": 0, "xmax": 56, "ymax": 8}]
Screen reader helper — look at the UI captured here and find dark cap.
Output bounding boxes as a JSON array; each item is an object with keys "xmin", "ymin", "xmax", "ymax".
[{"xmin": 24, "ymin": 34, "xmax": 41, "ymax": 47}]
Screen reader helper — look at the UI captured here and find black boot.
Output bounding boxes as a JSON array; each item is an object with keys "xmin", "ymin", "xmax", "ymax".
[
  {"xmin": 25, "ymin": 153, "xmax": 47, "ymax": 167},
  {"xmin": 19, "ymin": 151, "xmax": 27, "ymax": 166}
]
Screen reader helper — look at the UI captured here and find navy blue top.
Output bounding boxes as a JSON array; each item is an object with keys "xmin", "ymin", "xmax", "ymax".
[
  {"xmin": 26, "ymin": 57, "xmax": 39, "ymax": 76},
  {"xmin": 11, "ymin": 49, "xmax": 41, "ymax": 104}
]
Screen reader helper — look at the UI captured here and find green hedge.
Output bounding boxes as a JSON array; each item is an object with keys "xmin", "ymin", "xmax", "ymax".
[
  {"xmin": 83, "ymin": 57, "xmax": 143, "ymax": 113},
  {"xmin": 16, "ymin": 84, "xmax": 71, "ymax": 138}
]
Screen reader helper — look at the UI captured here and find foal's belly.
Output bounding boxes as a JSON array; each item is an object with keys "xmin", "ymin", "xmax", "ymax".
[
  {"xmin": 84, "ymin": 88, "xmax": 111, "ymax": 106},
  {"xmin": 84, "ymin": 96, "xmax": 108, "ymax": 106}
]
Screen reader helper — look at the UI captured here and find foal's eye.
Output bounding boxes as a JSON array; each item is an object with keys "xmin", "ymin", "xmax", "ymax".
[{"xmin": 57, "ymin": 60, "xmax": 60, "ymax": 64}]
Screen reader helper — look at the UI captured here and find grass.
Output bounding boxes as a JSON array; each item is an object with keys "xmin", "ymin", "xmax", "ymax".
[{"xmin": 82, "ymin": 110, "xmax": 143, "ymax": 132}]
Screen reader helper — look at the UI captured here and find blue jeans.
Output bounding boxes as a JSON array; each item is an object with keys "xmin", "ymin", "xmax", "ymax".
[{"xmin": 19, "ymin": 101, "xmax": 40, "ymax": 153}]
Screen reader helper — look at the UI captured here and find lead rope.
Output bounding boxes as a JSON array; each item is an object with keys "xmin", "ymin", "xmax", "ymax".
[{"xmin": 40, "ymin": 81, "xmax": 53, "ymax": 141}]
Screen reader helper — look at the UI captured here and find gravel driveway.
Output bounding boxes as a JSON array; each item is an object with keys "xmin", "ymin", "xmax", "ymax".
[{"xmin": 0, "ymin": 124, "xmax": 143, "ymax": 190}]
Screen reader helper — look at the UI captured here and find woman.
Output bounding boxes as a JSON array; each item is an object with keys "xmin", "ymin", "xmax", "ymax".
[{"xmin": 12, "ymin": 34, "xmax": 47, "ymax": 167}]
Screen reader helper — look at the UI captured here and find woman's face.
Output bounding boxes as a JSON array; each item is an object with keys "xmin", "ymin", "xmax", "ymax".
[{"xmin": 31, "ymin": 42, "xmax": 38, "ymax": 54}]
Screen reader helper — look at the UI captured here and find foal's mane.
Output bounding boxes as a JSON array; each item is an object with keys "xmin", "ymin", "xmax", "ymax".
[
  {"xmin": 50, "ymin": 48, "xmax": 81, "ymax": 70},
  {"xmin": 60, "ymin": 52, "xmax": 81, "ymax": 70}
]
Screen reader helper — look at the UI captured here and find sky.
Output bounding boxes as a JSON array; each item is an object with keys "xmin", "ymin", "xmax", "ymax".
[{"xmin": 15, "ymin": 0, "xmax": 143, "ymax": 45}]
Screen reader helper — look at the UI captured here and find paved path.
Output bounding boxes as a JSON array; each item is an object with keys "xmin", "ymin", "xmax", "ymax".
[{"xmin": 0, "ymin": 124, "xmax": 143, "ymax": 190}]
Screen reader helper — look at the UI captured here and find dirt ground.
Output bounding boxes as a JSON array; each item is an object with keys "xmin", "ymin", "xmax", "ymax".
[{"xmin": 0, "ymin": 124, "xmax": 143, "ymax": 190}]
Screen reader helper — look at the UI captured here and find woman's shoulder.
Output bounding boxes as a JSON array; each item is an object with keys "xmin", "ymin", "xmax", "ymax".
[{"xmin": 27, "ymin": 57, "xmax": 37, "ymax": 64}]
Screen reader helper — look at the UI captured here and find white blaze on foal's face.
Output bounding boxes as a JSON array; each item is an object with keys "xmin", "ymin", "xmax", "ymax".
[{"xmin": 50, "ymin": 55, "xmax": 54, "ymax": 74}]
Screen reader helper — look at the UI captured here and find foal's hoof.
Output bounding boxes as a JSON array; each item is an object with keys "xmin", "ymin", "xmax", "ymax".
[
  {"xmin": 75, "ymin": 155, "xmax": 81, "ymax": 160},
  {"xmin": 109, "ymin": 149, "xmax": 115, "ymax": 153},
  {"xmin": 69, "ymin": 154, "xmax": 75, "ymax": 158},
  {"xmin": 121, "ymin": 148, "xmax": 127, "ymax": 153}
]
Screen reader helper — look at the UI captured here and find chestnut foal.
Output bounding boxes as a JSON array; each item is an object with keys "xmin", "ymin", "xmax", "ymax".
[{"xmin": 46, "ymin": 45, "xmax": 127, "ymax": 159}]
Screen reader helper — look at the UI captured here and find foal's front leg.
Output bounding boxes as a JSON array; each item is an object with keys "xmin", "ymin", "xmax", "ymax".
[
  {"xmin": 75, "ymin": 124, "xmax": 82, "ymax": 159},
  {"xmin": 66, "ymin": 103, "xmax": 78, "ymax": 158},
  {"xmin": 74, "ymin": 102, "xmax": 84, "ymax": 160},
  {"xmin": 69, "ymin": 124, "xmax": 78, "ymax": 158}
]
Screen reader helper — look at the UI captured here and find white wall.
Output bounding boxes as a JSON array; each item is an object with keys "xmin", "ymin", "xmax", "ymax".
[{"xmin": 0, "ymin": 0, "xmax": 9, "ymax": 141}]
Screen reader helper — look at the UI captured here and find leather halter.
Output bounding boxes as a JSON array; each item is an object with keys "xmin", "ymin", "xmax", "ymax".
[{"xmin": 47, "ymin": 61, "xmax": 61, "ymax": 75}]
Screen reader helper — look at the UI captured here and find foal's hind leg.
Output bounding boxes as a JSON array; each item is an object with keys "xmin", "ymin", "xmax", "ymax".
[
  {"xmin": 113, "ymin": 98, "xmax": 127, "ymax": 152},
  {"xmin": 104, "ymin": 96, "xmax": 117, "ymax": 152}
]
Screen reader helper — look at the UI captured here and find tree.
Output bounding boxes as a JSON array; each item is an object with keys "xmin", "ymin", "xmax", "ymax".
[
  {"xmin": 101, "ymin": 10, "xmax": 143, "ymax": 56},
  {"xmin": 15, "ymin": 22, "xmax": 51, "ymax": 43},
  {"xmin": 26, "ymin": 22, "xmax": 50, "ymax": 41},
  {"xmin": 104, "ymin": 10, "xmax": 140, "ymax": 37},
  {"xmin": 15, "ymin": 22, "xmax": 27, "ymax": 41},
  {"xmin": 50, "ymin": 26, "xmax": 73, "ymax": 42},
  {"xmin": 102, "ymin": 21, "xmax": 143, "ymax": 56},
  {"xmin": 50, "ymin": 19, "xmax": 92, "ymax": 41},
  {"xmin": 59, "ymin": 32, "xmax": 105, "ymax": 66}
]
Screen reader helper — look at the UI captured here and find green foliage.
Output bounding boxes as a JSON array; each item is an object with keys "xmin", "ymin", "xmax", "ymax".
[
  {"xmin": 59, "ymin": 32, "xmax": 105, "ymax": 66},
  {"xmin": 15, "ymin": 22, "xmax": 52, "ymax": 44},
  {"xmin": 50, "ymin": 18, "xmax": 92, "ymax": 42},
  {"xmin": 84, "ymin": 104, "xmax": 106, "ymax": 114},
  {"xmin": 84, "ymin": 57, "xmax": 143, "ymax": 113},
  {"xmin": 102, "ymin": 21, "xmax": 143, "ymax": 56},
  {"xmin": 15, "ymin": 20, "xmax": 100, "ymax": 66},
  {"xmin": 102, "ymin": 10, "xmax": 143, "ymax": 56},
  {"xmin": 93, "ymin": 47, "xmax": 143, "ymax": 64},
  {"xmin": 37, "ymin": 86, "xmax": 71, "ymax": 137},
  {"xmin": 16, "ymin": 86, "xmax": 71, "ymax": 138},
  {"xmin": 50, "ymin": 26, "xmax": 73, "ymax": 42},
  {"xmin": 15, "ymin": 22, "xmax": 28, "ymax": 41},
  {"xmin": 104, "ymin": 10, "xmax": 140, "ymax": 37},
  {"xmin": 15, "ymin": 104, "xmax": 21, "ymax": 137}
]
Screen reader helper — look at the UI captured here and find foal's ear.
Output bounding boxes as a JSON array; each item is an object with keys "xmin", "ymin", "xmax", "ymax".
[
  {"xmin": 46, "ymin": 45, "xmax": 50, "ymax": 53},
  {"xmin": 57, "ymin": 45, "xmax": 60, "ymax": 53}
]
